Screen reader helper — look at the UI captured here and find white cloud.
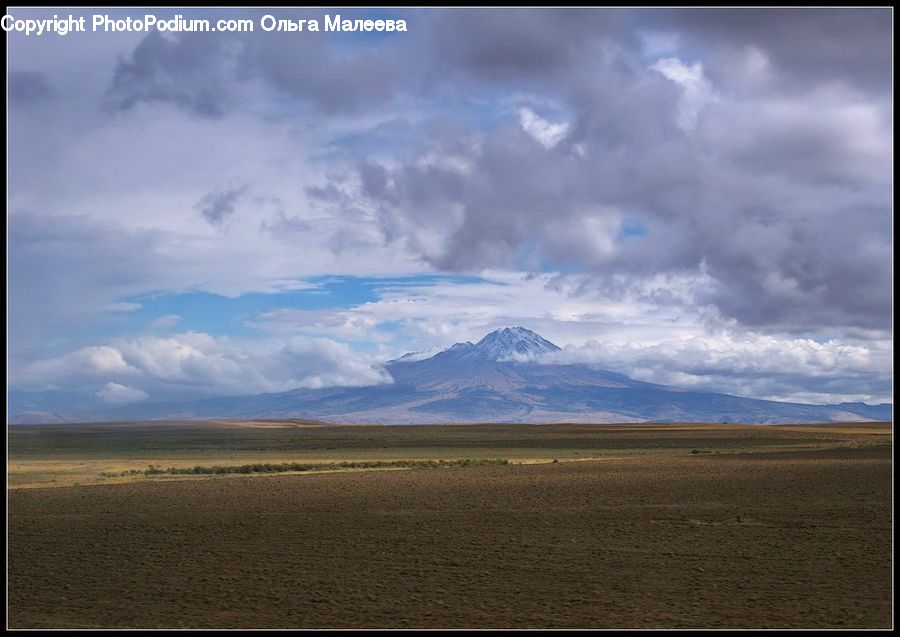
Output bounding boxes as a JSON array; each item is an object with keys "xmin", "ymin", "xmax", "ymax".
[
  {"xmin": 539, "ymin": 332, "xmax": 892, "ymax": 403},
  {"xmin": 8, "ymin": 97, "xmax": 428, "ymax": 368},
  {"xmin": 518, "ymin": 107, "xmax": 570, "ymax": 148},
  {"xmin": 248, "ymin": 271, "xmax": 891, "ymax": 404},
  {"xmin": 150, "ymin": 314, "xmax": 182, "ymax": 329},
  {"xmin": 18, "ymin": 332, "xmax": 393, "ymax": 398},
  {"xmin": 543, "ymin": 210, "xmax": 621, "ymax": 267},
  {"xmin": 651, "ymin": 57, "xmax": 716, "ymax": 130},
  {"xmin": 104, "ymin": 302, "xmax": 142, "ymax": 312},
  {"xmin": 96, "ymin": 382, "xmax": 148, "ymax": 405},
  {"xmin": 12, "ymin": 269, "xmax": 892, "ymax": 404},
  {"xmin": 248, "ymin": 270, "xmax": 718, "ymax": 381},
  {"xmin": 23, "ymin": 345, "xmax": 139, "ymax": 386}
]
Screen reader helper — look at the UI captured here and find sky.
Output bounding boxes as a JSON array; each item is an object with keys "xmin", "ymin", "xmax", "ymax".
[{"xmin": 6, "ymin": 7, "xmax": 893, "ymax": 411}]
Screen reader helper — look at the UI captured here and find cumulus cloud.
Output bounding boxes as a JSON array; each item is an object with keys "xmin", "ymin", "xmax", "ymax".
[
  {"xmin": 356, "ymin": 39, "xmax": 891, "ymax": 332},
  {"xmin": 97, "ymin": 382, "xmax": 149, "ymax": 405},
  {"xmin": 13, "ymin": 8, "xmax": 891, "ymax": 340},
  {"xmin": 23, "ymin": 346, "xmax": 139, "ymax": 385},
  {"xmin": 252, "ymin": 271, "xmax": 702, "ymax": 346},
  {"xmin": 538, "ymin": 333, "xmax": 892, "ymax": 403},
  {"xmin": 518, "ymin": 107, "xmax": 570, "ymax": 148},
  {"xmin": 19, "ymin": 332, "xmax": 392, "ymax": 399},
  {"xmin": 248, "ymin": 272, "xmax": 891, "ymax": 404}
]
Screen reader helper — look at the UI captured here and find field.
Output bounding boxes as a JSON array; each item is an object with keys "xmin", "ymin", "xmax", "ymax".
[{"xmin": 7, "ymin": 421, "xmax": 893, "ymax": 628}]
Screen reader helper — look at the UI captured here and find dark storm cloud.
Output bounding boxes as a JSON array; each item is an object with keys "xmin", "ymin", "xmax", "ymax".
[
  {"xmin": 101, "ymin": 9, "xmax": 638, "ymax": 117},
  {"xmin": 239, "ymin": 29, "xmax": 402, "ymax": 114},
  {"xmin": 349, "ymin": 10, "xmax": 891, "ymax": 332},
  {"xmin": 194, "ymin": 185, "xmax": 249, "ymax": 226},
  {"xmin": 106, "ymin": 30, "xmax": 238, "ymax": 117},
  {"xmin": 700, "ymin": 200, "xmax": 892, "ymax": 330},
  {"xmin": 8, "ymin": 70, "xmax": 53, "ymax": 104},
  {"xmin": 101, "ymin": 8, "xmax": 892, "ymax": 114},
  {"xmin": 79, "ymin": 8, "xmax": 900, "ymax": 333},
  {"xmin": 645, "ymin": 8, "xmax": 892, "ymax": 93},
  {"xmin": 105, "ymin": 9, "xmax": 414, "ymax": 116},
  {"xmin": 361, "ymin": 117, "xmax": 891, "ymax": 331},
  {"xmin": 415, "ymin": 9, "xmax": 634, "ymax": 86}
]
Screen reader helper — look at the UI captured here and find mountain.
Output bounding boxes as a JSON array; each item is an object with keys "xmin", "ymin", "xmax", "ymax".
[
  {"xmin": 7, "ymin": 411, "xmax": 70, "ymax": 425},
  {"xmin": 828, "ymin": 402, "xmax": 893, "ymax": 421},
  {"xmin": 23, "ymin": 326, "xmax": 889, "ymax": 425},
  {"xmin": 469, "ymin": 326, "xmax": 561, "ymax": 360}
]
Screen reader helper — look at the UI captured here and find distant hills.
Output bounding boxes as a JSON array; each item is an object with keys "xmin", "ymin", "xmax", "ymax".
[{"xmin": 10, "ymin": 326, "xmax": 891, "ymax": 425}]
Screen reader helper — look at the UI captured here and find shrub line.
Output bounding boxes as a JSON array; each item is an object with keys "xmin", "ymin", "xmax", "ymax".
[{"xmin": 101, "ymin": 458, "xmax": 510, "ymax": 478}]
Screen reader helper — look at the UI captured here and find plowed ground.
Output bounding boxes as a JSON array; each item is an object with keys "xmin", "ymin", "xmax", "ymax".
[{"xmin": 8, "ymin": 431, "xmax": 892, "ymax": 628}]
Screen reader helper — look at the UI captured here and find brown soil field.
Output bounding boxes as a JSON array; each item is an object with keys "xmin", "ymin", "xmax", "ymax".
[{"xmin": 7, "ymin": 425, "xmax": 893, "ymax": 629}]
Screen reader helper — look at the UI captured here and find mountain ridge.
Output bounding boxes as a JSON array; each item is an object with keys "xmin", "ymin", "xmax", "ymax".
[{"xmin": 8, "ymin": 327, "xmax": 892, "ymax": 425}]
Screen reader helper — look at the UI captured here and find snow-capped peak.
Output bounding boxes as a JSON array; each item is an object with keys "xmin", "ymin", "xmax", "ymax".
[
  {"xmin": 388, "ymin": 347, "xmax": 444, "ymax": 364},
  {"xmin": 472, "ymin": 326, "xmax": 561, "ymax": 362}
]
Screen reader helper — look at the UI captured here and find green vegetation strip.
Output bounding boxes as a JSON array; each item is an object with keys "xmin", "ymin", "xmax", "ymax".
[{"xmin": 101, "ymin": 458, "xmax": 510, "ymax": 478}]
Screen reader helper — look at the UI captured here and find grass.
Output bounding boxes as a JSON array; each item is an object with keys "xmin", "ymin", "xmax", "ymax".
[{"xmin": 100, "ymin": 458, "xmax": 510, "ymax": 478}]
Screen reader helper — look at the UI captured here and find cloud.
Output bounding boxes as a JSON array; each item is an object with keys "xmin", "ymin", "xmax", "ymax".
[
  {"xmin": 243, "ymin": 270, "xmax": 765, "ymax": 350},
  {"xmin": 23, "ymin": 346, "xmax": 139, "ymax": 385},
  {"xmin": 12, "ymin": 269, "xmax": 892, "ymax": 405},
  {"xmin": 7, "ymin": 8, "xmax": 892, "ymax": 409},
  {"xmin": 650, "ymin": 57, "xmax": 715, "ymax": 130},
  {"xmin": 250, "ymin": 308, "xmax": 380, "ymax": 338},
  {"xmin": 104, "ymin": 302, "xmax": 143, "ymax": 313},
  {"xmin": 8, "ymin": 71, "xmax": 53, "ymax": 105},
  {"xmin": 105, "ymin": 30, "xmax": 240, "ymax": 118},
  {"xmin": 647, "ymin": 8, "xmax": 892, "ymax": 94},
  {"xmin": 18, "ymin": 332, "xmax": 393, "ymax": 399},
  {"xmin": 355, "ymin": 45, "xmax": 890, "ymax": 332},
  {"xmin": 8, "ymin": 212, "xmax": 209, "ymax": 367},
  {"xmin": 539, "ymin": 332, "xmax": 892, "ymax": 403},
  {"xmin": 104, "ymin": 11, "xmax": 411, "ymax": 117},
  {"xmin": 96, "ymin": 382, "xmax": 149, "ymax": 405},
  {"xmin": 194, "ymin": 184, "xmax": 248, "ymax": 226},
  {"xmin": 7, "ymin": 204, "xmax": 415, "ymax": 370},
  {"xmin": 16, "ymin": 9, "xmax": 890, "ymax": 341},
  {"xmin": 639, "ymin": 30, "xmax": 680, "ymax": 58},
  {"xmin": 518, "ymin": 107, "xmax": 570, "ymax": 148},
  {"xmin": 249, "ymin": 271, "xmax": 892, "ymax": 404},
  {"xmin": 150, "ymin": 314, "xmax": 182, "ymax": 329}
]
